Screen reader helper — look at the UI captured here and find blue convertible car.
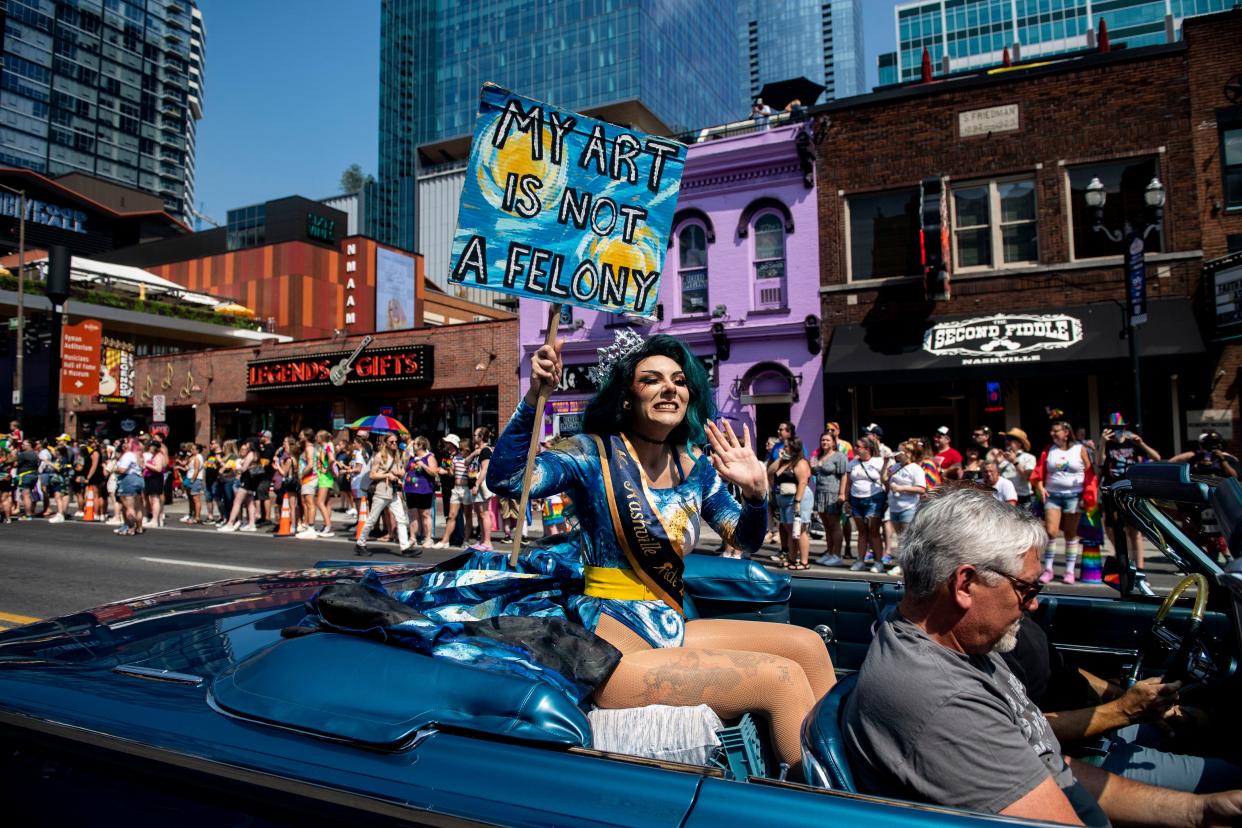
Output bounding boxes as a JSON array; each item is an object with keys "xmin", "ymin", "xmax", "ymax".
[{"xmin": 2, "ymin": 464, "xmax": 1240, "ymax": 826}]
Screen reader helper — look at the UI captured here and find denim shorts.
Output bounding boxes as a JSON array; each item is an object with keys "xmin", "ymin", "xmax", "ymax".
[
  {"xmin": 186, "ymin": 479, "xmax": 204, "ymax": 496},
  {"xmin": 117, "ymin": 475, "xmax": 144, "ymax": 496},
  {"xmin": 890, "ymin": 506, "xmax": 917, "ymax": 526},
  {"xmin": 776, "ymin": 488, "xmax": 813, "ymax": 525},
  {"xmin": 1044, "ymin": 492, "xmax": 1081, "ymax": 514},
  {"xmin": 849, "ymin": 492, "xmax": 887, "ymax": 519}
]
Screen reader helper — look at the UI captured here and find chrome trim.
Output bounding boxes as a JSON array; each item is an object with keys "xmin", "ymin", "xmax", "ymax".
[{"xmin": 112, "ymin": 665, "xmax": 204, "ymax": 685}]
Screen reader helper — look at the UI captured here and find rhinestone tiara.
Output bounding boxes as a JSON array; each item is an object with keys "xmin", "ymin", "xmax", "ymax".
[{"xmin": 587, "ymin": 329, "xmax": 646, "ymax": 387}]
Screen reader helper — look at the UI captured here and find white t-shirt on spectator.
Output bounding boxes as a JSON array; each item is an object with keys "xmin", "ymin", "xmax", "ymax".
[
  {"xmin": 992, "ymin": 477, "xmax": 1018, "ymax": 504},
  {"xmin": 351, "ymin": 449, "xmax": 370, "ymax": 490},
  {"xmin": 888, "ymin": 462, "xmax": 926, "ymax": 512},
  {"xmin": 999, "ymin": 451, "xmax": 1036, "ymax": 497},
  {"xmin": 117, "ymin": 451, "xmax": 141, "ymax": 477},
  {"xmin": 848, "ymin": 457, "xmax": 886, "ymax": 499}
]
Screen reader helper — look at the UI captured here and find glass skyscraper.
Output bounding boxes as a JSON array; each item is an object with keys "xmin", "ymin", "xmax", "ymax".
[
  {"xmin": 877, "ymin": 0, "xmax": 1233, "ymax": 85},
  {"xmin": 373, "ymin": 0, "xmax": 744, "ymax": 252},
  {"xmin": 738, "ymin": 0, "xmax": 864, "ymax": 107},
  {"xmin": 0, "ymin": 0, "xmax": 205, "ymax": 223}
]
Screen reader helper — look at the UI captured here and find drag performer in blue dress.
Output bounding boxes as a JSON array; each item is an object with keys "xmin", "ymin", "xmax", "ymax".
[{"xmin": 489, "ymin": 332, "xmax": 836, "ymax": 772}]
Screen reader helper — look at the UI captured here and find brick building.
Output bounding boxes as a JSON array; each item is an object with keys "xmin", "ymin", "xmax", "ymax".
[
  {"xmin": 813, "ymin": 10, "xmax": 1242, "ymax": 456},
  {"xmin": 68, "ymin": 319, "xmax": 519, "ymax": 445}
]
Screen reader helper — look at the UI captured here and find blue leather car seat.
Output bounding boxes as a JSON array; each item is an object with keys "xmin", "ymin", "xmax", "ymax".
[
  {"xmin": 800, "ymin": 672, "xmax": 858, "ymax": 791},
  {"xmin": 682, "ymin": 554, "xmax": 792, "ymax": 623}
]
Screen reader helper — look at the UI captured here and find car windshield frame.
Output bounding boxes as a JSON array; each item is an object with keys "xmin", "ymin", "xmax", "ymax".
[{"xmin": 1117, "ymin": 481, "xmax": 1225, "ymax": 582}]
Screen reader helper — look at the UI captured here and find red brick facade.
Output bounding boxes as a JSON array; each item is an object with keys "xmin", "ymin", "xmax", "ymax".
[
  {"xmin": 67, "ymin": 320, "xmax": 520, "ymax": 445},
  {"xmin": 813, "ymin": 9, "xmax": 1242, "ymax": 451}
]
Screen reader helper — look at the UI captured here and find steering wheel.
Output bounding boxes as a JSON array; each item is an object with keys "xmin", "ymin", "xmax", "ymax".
[{"xmin": 1129, "ymin": 574, "xmax": 1209, "ymax": 687}]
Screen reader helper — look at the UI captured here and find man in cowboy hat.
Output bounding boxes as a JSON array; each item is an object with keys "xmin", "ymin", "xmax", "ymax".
[{"xmin": 999, "ymin": 428, "xmax": 1037, "ymax": 512}]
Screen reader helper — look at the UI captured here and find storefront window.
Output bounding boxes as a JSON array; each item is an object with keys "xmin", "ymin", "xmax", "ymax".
[
  {"xmin": 402, "ymin": 390, "xmax": 498, "ymax": 442},
  {"xmin": 678, "ymin": 223, "xmax": 709, "ymax": 314},
  {"xmin": 1068, "ymin": 158, "xmax": 1163, "ymax": 259},
  {"xmin": 847, "ymin": 188, "xmax": 923, "ymax": 280},
  {"xmin": 952, "ymin": 177, "xmax": 1037, "ymax": 270}
]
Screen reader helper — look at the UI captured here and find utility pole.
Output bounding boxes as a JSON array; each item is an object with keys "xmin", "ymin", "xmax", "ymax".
[{"xmin": 14, "ymin": 189, "xmax": 26, "ymax": 420}]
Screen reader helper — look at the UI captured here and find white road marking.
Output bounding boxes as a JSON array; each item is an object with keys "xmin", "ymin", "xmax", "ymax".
[{"xmin": 139, "ymin": 557, "xmax": 273, "ymax": 574}]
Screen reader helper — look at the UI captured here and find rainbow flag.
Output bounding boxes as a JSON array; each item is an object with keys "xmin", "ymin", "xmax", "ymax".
[
  {"xmin": 1079, "ymin": 499, "xmax": 1105, "ymax": 583},
  {"xmin": 922, "ymin": 461, "xmax": 943, "ymax": 489}
]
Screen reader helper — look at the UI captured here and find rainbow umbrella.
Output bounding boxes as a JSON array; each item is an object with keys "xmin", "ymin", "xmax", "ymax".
[{"xmin": 347, "ymin": 414, "xmax": 409, "ymax": 434}]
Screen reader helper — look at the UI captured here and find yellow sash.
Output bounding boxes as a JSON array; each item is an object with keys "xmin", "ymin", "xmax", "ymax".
[{"xmin": 583, "ymin": 566, "xmax": 659, "ymax": 601}]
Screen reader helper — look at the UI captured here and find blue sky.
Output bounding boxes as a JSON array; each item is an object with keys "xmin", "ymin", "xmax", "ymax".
[{"xmin": 193, "ymin": 1, "xmax": 900, "ymax": 222}]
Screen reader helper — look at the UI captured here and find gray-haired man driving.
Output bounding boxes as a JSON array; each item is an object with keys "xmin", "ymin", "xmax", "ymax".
[{"xmin": 843, "ymin": 486, "xmax": 1242, "ymax": 826}]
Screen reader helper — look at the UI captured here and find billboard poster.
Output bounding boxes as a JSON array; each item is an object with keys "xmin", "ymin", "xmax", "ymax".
[
  {"xmin": 375, "ymin": 247, "xmax": 416, "ymax": 332},
  {"xmin": 448, "ymin": 83, "xmax": 685, "ymax": 316},
  {"xmin": 97, "ymin": 337, "xmax": 134, "ymax": 404}
]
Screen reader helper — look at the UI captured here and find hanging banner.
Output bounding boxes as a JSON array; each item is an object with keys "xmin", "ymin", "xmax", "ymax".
[
  {"xmin": 1126, "ymin": 232, "xmax": 1148, "ymax": 326},
  {"xmin": 448, "ymin": 84, "xmax": 685, "ymax": 317},
  {"xmin": 60, "ymin": 319, "xmax": 102, "ymax": 395}
]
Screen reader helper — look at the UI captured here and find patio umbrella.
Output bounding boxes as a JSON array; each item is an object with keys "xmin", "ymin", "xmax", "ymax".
[
  {"xmin": 213, "ymin": 302, "xmax": 256, "ymax": 318},
  {"xmin": 756, "ymin": 77, "xmax": 825, "ymax": 111},
  {"xmin": 348, "ymin": 414, "xmax": 409, "ymax": 434}
]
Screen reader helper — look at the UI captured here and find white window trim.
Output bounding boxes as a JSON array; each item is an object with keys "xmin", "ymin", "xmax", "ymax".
[
  {"xmin": 950, "ymin": 175, "xmax": 1038, "ymax": 273},
  {"xmin": 843, "ymin": 187, "xmax": 924, "ymax": 283},
  {"xmin": 674, "ymin": 220, "xmax": 710, "ymax": 317},
  {"xmin": 751, "ymin": 208, "xmax": 787, "ymax": 310}
]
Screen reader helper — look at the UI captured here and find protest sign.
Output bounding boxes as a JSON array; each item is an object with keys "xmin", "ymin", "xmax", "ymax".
[{"xmin": 449, "ymin": 84, "xmax": 685, "ymax": 317}]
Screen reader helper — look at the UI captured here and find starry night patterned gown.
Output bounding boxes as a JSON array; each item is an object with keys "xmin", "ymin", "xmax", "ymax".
[{"xmin": 487, "ymin": 400, "xmax": 768, "ymax": 648}]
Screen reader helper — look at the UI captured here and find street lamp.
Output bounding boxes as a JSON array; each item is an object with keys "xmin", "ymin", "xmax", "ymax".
[
  {"xmin": 1082, "ymin": 176, "xmax": 1165, "ymax": 434},
  {"xmin": 0, "ymin": 182, "xmax": 27, "ymax": 419}
]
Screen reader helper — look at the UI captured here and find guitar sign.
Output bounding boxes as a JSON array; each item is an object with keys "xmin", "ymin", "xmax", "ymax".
[{"xmin": 329, "ymin": 335, "xmax": 374, "ymax": 386}]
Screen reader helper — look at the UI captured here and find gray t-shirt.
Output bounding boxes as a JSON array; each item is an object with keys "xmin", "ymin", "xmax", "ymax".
[
  {"xmin": 844, "ymin": 610, "xmax": 1080, "ymax": 816},
  {"xmin": 813, "ymin": 451, "xmax": 848, "ymax": 500}
]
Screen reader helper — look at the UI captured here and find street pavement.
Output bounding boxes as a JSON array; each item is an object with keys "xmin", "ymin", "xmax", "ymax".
[{"xmin": 0, "ymin": 500, "xmax": 1188, "ymax": 628}]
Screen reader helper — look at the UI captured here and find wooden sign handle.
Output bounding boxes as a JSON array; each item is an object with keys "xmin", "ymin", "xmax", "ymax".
[{"xmin": 510, "ymin": 302, "xmax": 562, "ymax": 566}]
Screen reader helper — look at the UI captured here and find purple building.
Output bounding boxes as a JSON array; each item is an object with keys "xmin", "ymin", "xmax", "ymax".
[{"xmin": 517, "ymin": 119, "xmax": 824, "ymax": 453}]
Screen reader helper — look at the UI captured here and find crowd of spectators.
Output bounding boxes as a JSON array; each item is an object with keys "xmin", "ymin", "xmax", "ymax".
[
  {"xmin": 756, "ymin": 415, "xmax": 1237, "ymax": 585},
  {"xmin": 1, "ymin": 414, "xmax": 1237, "ymax": 581}
]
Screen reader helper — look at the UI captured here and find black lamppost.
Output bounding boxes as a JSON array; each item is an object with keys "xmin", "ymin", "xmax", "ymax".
[{"xmin": 1083, "ymin": 176, "xmax": 1165, "ymax": 434}]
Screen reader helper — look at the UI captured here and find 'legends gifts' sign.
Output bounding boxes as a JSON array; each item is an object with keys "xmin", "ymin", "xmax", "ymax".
[
  {"xmin": 448, "ymin": 84, "xmax": 685, "ymax": 317},
  {"xmin": 247, "ymin": 344, "xmax": 433, "ymax": 390}
]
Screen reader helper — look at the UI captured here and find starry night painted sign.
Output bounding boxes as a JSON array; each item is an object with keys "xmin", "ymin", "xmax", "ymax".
[{"xmin": 448, "ymin": 84, "xmax": 685, "ymax": 317}]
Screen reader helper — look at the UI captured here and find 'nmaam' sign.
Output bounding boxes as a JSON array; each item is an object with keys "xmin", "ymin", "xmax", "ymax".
[{"xmin": 449, "ymin": 84, "xmax": 685, "ymax": 317}]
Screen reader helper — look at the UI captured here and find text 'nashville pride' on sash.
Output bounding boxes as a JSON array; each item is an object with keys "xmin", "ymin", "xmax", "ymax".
[{"xmin": 448, "ymin": 84, "xmax": 685, "ymax": 317}]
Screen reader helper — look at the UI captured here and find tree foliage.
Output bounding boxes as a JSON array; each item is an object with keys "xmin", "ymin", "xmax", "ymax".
[{"xmin": 339, "ymin": 164, "xmax": 375, "ymax": 193}]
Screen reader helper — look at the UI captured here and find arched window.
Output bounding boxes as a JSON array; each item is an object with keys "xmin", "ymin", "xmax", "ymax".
[
  {"xmin": 678, "ymin": 223, "xmax": 709, "ymax": 315},
  {"xmin": 753, "ymin": 212, "xmax": 786, "ymax": 309}
]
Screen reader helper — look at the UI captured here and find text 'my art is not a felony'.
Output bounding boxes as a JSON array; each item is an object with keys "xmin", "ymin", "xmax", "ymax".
[{"xmin": 449, "ymin": 84, "xmax": 685, "ymax": 317}]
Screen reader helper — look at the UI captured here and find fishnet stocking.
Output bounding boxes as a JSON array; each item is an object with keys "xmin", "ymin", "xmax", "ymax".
[
  {"xmin": 592, "ymin": 645, "xmax": 815, "ymax": 770},
  {"xmin": 684, "ymin": 619, "xmax": 835, "ymax": 699}
]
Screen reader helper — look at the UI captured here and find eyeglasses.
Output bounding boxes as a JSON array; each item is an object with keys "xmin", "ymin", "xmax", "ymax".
[{"xmin": 987, "ymin": 568, "xmax": 1043, "ymax": 607}]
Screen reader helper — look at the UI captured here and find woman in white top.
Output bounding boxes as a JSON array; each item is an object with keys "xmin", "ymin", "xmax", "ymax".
[
  {"xmin": 882, "ymin": 441, "xmax": 927, "ymax": 574},
  {"xmin": 842, "ymin": 435, "xmax": 888, "ymax": 572},
  {"xmin": 1033, "ymin": 420, "xmax": 1092, "ymax": 585},
  {"xmin": 114, "ymin": 437, "xmax": 146, "ymax": 536}
]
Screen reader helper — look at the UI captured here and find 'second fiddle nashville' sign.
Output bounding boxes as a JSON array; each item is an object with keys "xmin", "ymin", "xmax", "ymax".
[
  {"xmin": 247, "ymin": 344, "xmax": 433, "ymax": 390},
  {"xmin": 923, "ymin": 314, "xmax": 1083, "ymax": 365}
]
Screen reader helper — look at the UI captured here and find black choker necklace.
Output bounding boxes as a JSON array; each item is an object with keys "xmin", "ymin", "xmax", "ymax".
[{"xmin": 626, "ymin": 429, "xmax": 667, "ymax": 445}]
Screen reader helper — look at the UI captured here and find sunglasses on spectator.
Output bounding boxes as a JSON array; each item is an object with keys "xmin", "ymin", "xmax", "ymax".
[{"xmin": 986, "ymin": 567, "xmax": 1043, "ymax": 606}]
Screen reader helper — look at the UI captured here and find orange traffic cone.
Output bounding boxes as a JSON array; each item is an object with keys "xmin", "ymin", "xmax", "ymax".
[
  {"xmin": 355, "ymin": 496, "xmax": 368, "ymax": 541},
  {"xmin": 274, "ymin": 493, "xmax": 295, "ymax": 538},
  {"xmin": 83, "ymin": 487, "xmax": 96, "ymax": 522}
]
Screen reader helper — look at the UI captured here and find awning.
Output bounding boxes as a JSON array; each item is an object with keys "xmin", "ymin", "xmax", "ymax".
[{"xmin": 823, "ymin": 299, "xmax": 1203, "ymax": 384}]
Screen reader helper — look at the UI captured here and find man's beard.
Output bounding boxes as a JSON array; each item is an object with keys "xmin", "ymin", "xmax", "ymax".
[{"xmin": 992, "ymin": 617, "xmax": 1023, "ymax": 653}]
